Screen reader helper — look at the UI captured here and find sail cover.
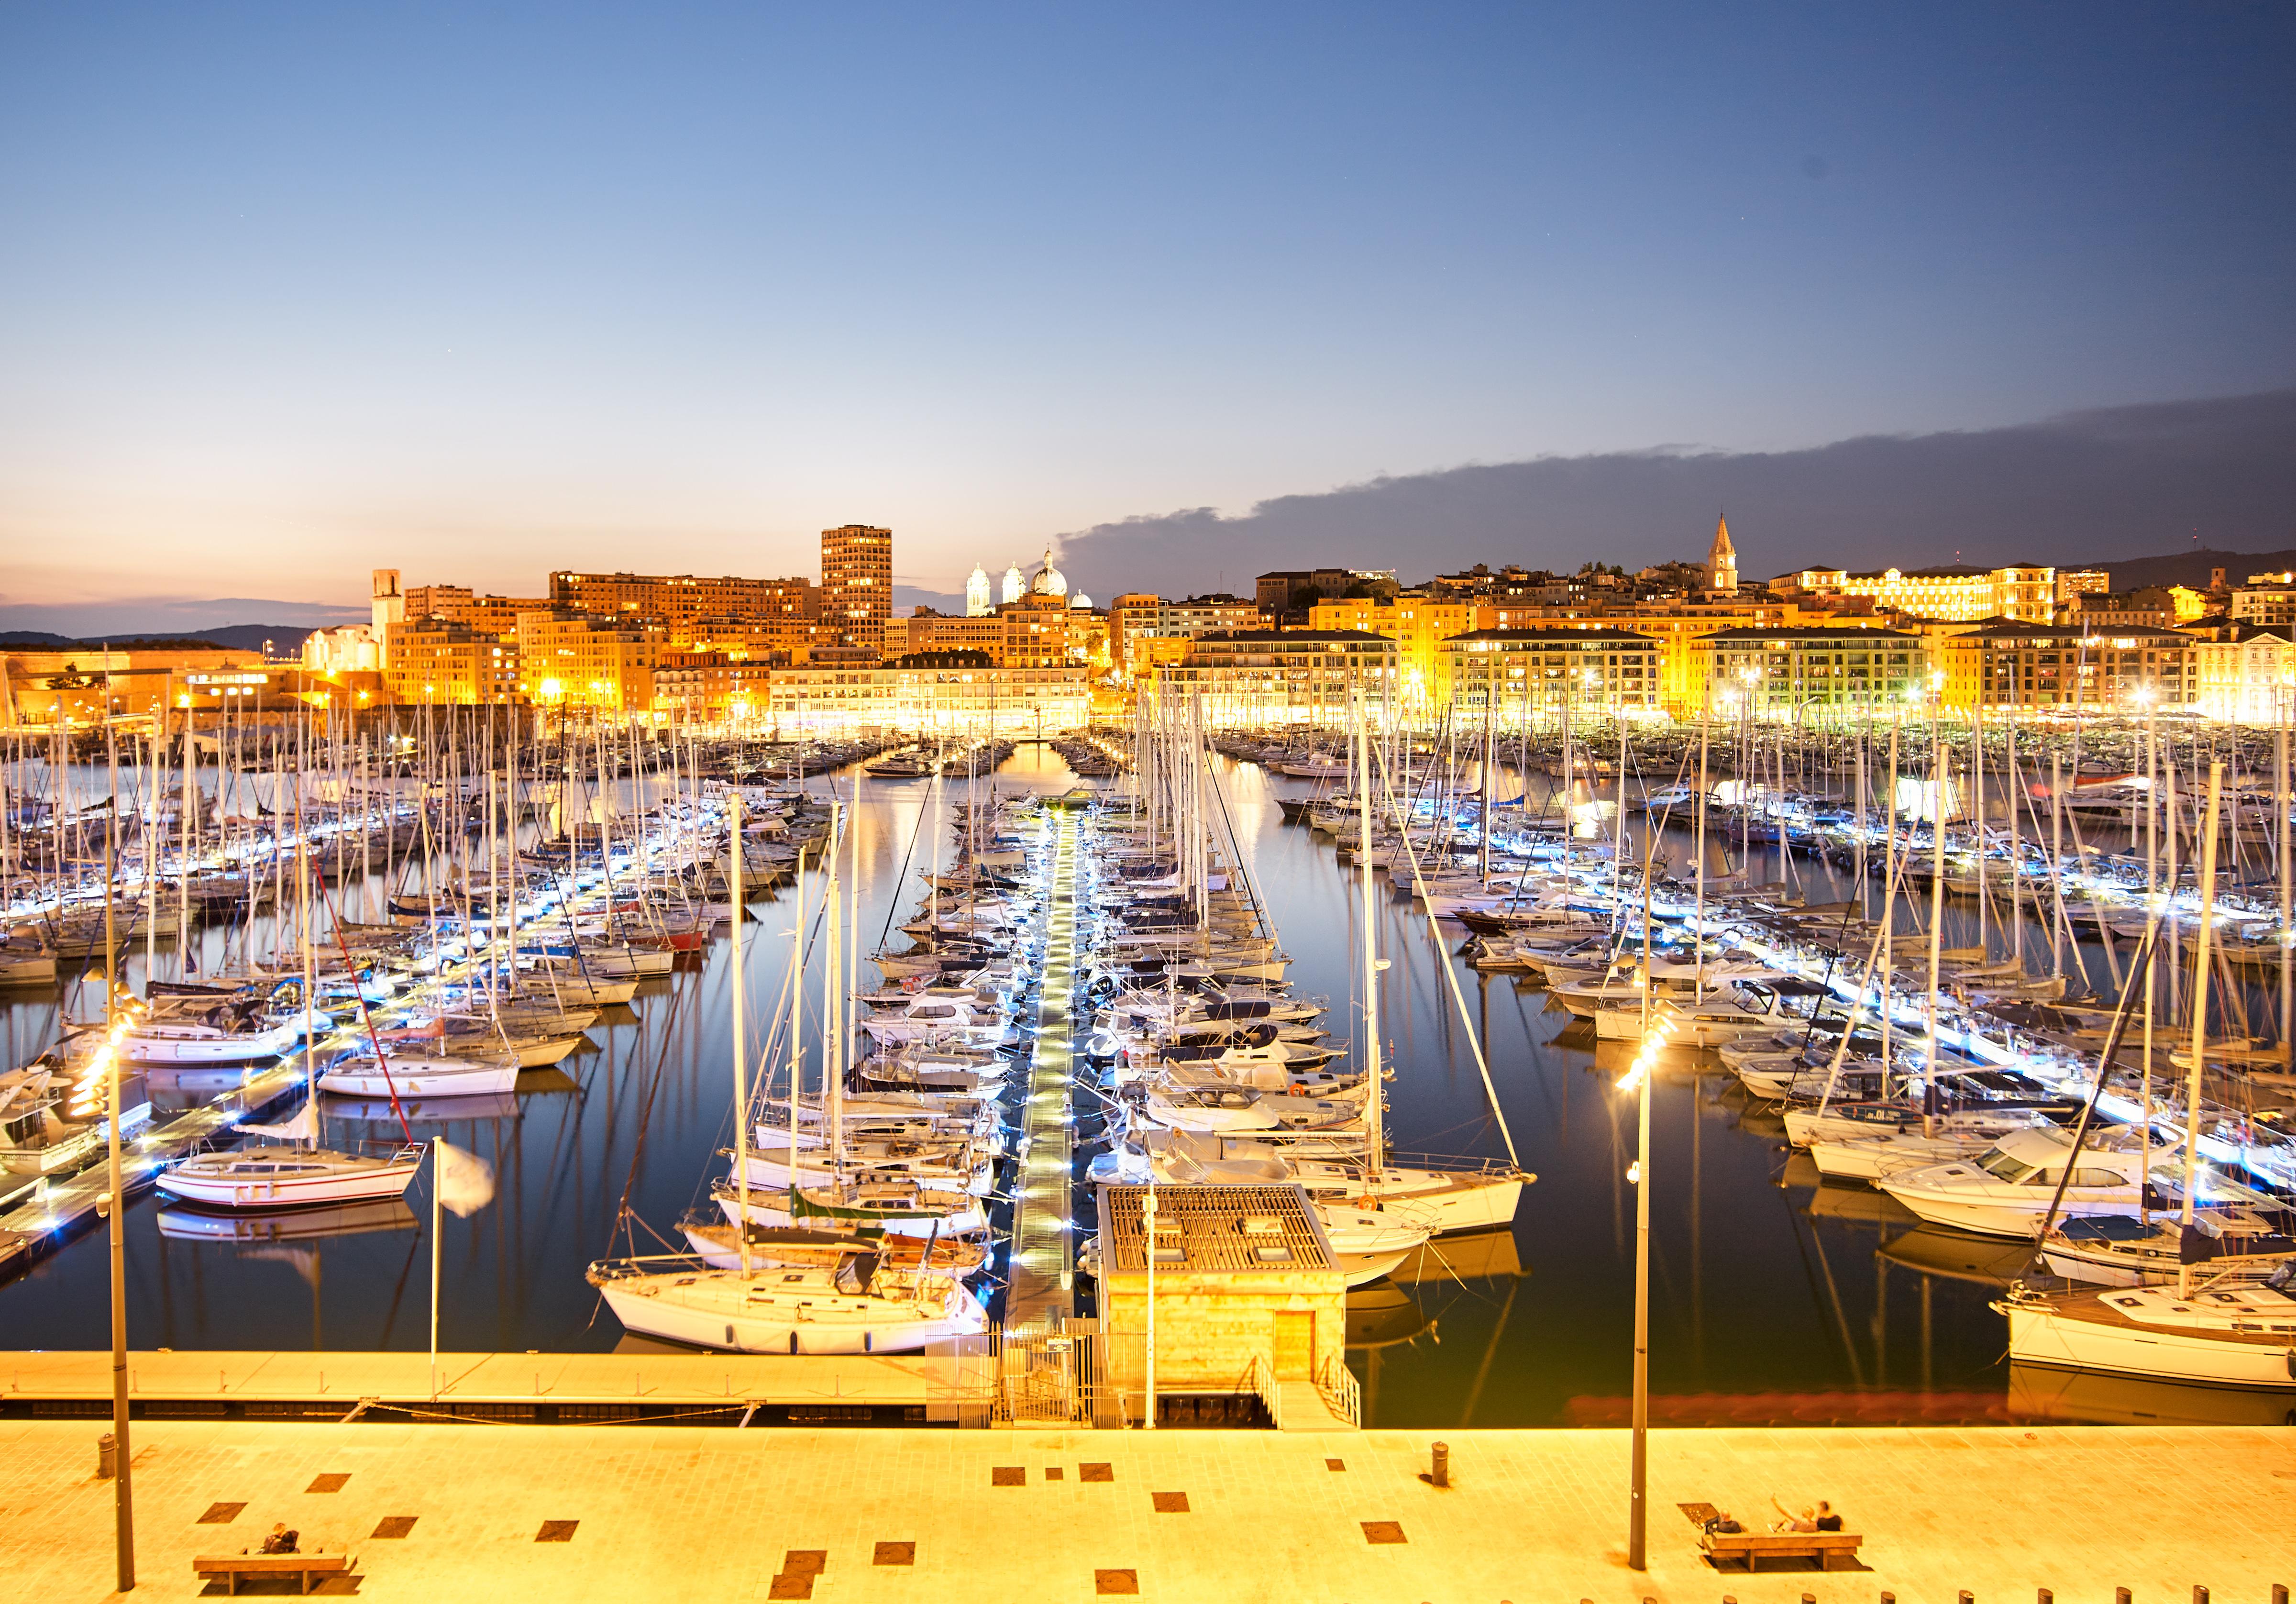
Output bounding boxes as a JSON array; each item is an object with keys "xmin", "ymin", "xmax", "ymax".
[{"xmin": 235, "ymin": 1099, "xmax": 318, "ymax": 1142}]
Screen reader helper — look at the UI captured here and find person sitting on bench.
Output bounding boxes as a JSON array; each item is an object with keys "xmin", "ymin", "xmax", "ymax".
[
  {"xmin": 259, "ymin": 1524, "xmax": 300, "ymax": 1554},
  {"xmin": 1769, "ymin": 1495, "xmax": 1817, "ymax": 1533},
  {"xmin": 1813, "ymin": 1501, "xmax": 1844, "ymax": 1532},
  {"xmin": 1703, "ymin": 1509, "xmax": 1745, "ymax": 1535}
]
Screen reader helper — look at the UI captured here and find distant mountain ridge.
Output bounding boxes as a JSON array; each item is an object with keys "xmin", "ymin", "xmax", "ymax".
[
  {"xmin": 0, "ymin": 624, "xmax": 314, "ymax": 653},
  {"xmin": 2098, "ymin": 547, "xmax": 2296, "ymax": 592}
]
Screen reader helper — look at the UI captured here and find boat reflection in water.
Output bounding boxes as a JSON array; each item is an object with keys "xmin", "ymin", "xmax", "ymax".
[
  {"xmin": 1391, "ymin": 1225, "xmax": 1524, "ymax": 1285},
  {"xmin": 1346, "ymin": 1280, "xmax": 1432, "ymax": 1350},
  {"xmin": 2009, "ymin": 1362, "xmax": 2296, "ymax": 1428},
  {"xmin": 155, "ymin": 1197, "xmax": 419, "ymax": 1243},
  {"xmin": 1878, "ymin": 1225, "xmax": 2046, "ymax": 1288},
  {"xmin": 324, "ymin": 1092, "xmax": 519, "ymax": 1124}
]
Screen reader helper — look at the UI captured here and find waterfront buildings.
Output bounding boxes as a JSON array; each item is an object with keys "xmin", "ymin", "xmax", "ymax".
[
  {"xmin": 1937, "ymin": 620, "xmax": 2197, "ymax": 713},
  {"xmin": 2190, "ymin": 624, "xmax": 2293, "ymax": 725},
  {"xmin": 1307, "ymin": 595, "xmax": 1478, "ymax": 708},
  {"xmin": 547, "ymin": 569, "xmax": 815, "ymax": 644},
  {"xmin": 763, "ymin": 657, "xmax": 1089, "ymax": 735},
  {"xmin": 382, "ymin": 617, "xmax": 524, "ymax": 705},
  {"xmin": 1444, "ymin": 628, "xmax": 1664, "ymax": 716},
  {"xmin": 1692, "ymin": 626, "xmax": 1929, "ymax": 718},
  {"xmin": 1107, "ymin": 593, "xmax": 1267, "ymax": 676},
  {"xmin": 513, "ymin": 609, "xmax": 665, "ymax": 711},
  {"xmin": 1152, "ymin": 630, "xmax": 1397, "ymax": 725}
]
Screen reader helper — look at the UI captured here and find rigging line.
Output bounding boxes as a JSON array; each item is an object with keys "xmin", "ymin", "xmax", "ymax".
[
  {"xmin": 874, "ymin": 768, "xmax": 934, "ymax": 954},
  {"xmin": 308, "ymin": 865, "xmax": 416, "ymax": 1148},
  {"xmin": 1370, "ymin": 731, "xmax": 1521, "ymax": 1169}
]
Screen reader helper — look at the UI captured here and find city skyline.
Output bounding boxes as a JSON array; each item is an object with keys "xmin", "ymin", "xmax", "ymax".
[{"xmin": 4, "ymin": 4, "xmax": 2293, "ymax": 630}]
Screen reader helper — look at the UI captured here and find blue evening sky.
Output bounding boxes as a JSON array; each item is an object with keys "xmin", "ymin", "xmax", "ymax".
[{"xmin": 1, "ymin": 2, "xmax": 2290, "ymax": 613}]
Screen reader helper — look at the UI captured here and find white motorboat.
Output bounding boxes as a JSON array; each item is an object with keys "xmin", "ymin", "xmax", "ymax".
[
  {"xmin": 1997, "ymin": 1268, "xmax": 2296, "ymax": 1388},
  {"xmin": 1876, "ymin": 1128, "xmax": 2167, "ymax": 1238}
]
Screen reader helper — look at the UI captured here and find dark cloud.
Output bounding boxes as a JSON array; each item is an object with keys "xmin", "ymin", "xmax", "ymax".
[{"xmin": 1056, "ymin": 389, "xmax": 2296, "ymax": 599}]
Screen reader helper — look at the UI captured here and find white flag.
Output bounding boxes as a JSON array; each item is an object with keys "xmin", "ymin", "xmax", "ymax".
[{"xmin": 434, "ymin": 1139, "xmax": 496, "ymax": 1217}]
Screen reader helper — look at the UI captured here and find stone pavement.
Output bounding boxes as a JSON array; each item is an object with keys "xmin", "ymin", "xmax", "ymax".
[{"xmin": 2, "ymin": 1420, "xmax": 2290, "ymax": 1603}]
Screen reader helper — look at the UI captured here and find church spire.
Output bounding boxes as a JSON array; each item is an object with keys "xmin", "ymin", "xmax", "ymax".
[{"xmin": 1705, "ymin": 513, "xmax": 1738, "ymax": 594}]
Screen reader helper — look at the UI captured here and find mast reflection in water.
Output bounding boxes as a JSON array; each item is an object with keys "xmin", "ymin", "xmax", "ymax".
[{"xmin": 2, "ymin": 748, "xmax": 2273, "ymax": 1428}]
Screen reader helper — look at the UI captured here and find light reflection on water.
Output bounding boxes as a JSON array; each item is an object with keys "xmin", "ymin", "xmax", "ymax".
[{"xmin": 4, "ymin": 747, "xmax": 2259, "ymax": 1427}]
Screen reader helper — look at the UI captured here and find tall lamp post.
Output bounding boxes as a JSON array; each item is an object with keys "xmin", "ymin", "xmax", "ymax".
[{"xmin": 1617, "ymin": 1005, "xmax": 1669, "ymax": 1569}]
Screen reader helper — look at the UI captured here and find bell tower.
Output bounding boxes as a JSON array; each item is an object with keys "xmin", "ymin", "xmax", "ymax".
[{"xmin": 1705, "ymin": 515, "xmax": 1738, "ymax": 595}]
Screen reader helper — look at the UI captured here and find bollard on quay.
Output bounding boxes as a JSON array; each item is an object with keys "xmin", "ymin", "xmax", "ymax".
[
  {"xmin": 1430, "ymin": 1442, "xmax": 1449, "ymax": 1488},
  {"xmin": 2272, "ymin": 1587, "xmax": 2288, "ymax": 1604},
  {"xmin": 2040, "ymin": 1592, "xmax": 2053, "ymax": 1604},
  {"xmin": 2193, "ymin": 1590, "xmax": 2208, "ymax": 1604},
  {"xmin": 96, "ymin": 1432, "xmax": 116, "ymax": 1480},
  {"xmin": 1961, "ymin": 1593, "xmax": 1976, "ymax": 1604},
  {"xmin": 2117, "ymin": 1591, "xmax": 2131, "ymax": 1604}
]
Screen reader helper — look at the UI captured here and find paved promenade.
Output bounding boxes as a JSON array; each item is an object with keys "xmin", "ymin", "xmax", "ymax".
[{"xmin": 2, "ymin": 1419, "xmax": 2287, "ymax": 1602}]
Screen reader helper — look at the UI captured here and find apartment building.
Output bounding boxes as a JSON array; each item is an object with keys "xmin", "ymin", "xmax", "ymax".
[
  {"xmin": 1443, "ymin": 628, "xmax": 1664, "ymax": 717},
  {"xmin": 1308, "ymin": 594, "xmax": 1477, "ymax": 706},
  {"xmin": 515, "ymin": 609, "xmax": 665, "ymax": 711},
  {"xmin": 650, "ymin": 651, "xmax": 772, "ymax": 719},
  {"xmin": 1692, "ymin": 627, "xmax": 1928, "ymax": 718},
  {"xmin": 1938, "ymin": 620, "xmax": 2196, "ymax": 713},
  {"xmin": 1152, "ymin": 630, "xmax": 1397, "ymax": 726},
  {"xmin": 548, "ymin": 570, "xmax": 817, "ymax": 642},
  {"xmin": 1783, "ymin": 564, "xmax": 2056, "ymax": 622},
  {"xmin": 763, "ymin": 661, "xmax": 1089, "ymax": 736},
  {"xmin": 382, "ymin": 618, "xmax": 522, "ymax": 705},
  {"xmin": 819, "ymin": 524, "xmax": 893, "ymax": 659},
  {"xmin": 1107, "ymin": 593, "xmax": 1265, "ymax": 675},
  {"xmin": 2194, "ymin": 625, "xmax": 2296, "ymax": 725}
]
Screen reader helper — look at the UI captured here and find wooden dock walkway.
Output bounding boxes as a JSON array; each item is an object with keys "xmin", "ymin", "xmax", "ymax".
[{"xmin": 1003, "ymin": 809, "xmax": 1077, "ymax": 1329}]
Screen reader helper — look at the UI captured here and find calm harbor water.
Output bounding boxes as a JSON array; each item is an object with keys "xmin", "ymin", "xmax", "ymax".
[{"xmin": 2, "ymin": 745, "xmax": 2274, "ymax": 1427}]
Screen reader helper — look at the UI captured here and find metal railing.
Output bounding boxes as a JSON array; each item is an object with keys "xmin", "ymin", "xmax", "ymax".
[
  {"xmin": 1244, "ymin": 1353, "xmax": 1281, "ymax": 1431},
  {"xmin": 1314, "ymin": 1354, "xmax": 1361, "ymax": 1429}
]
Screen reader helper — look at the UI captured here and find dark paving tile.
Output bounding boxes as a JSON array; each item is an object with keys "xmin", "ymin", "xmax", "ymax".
[
  {"xmin": 873, "ymin": 1541, "xmax": 915, "ymax": 1566},
  {"xmin": 991, "ymin": 1466, "xmax": 1026, "ymax": 1486},
  {"xmin": 1325, "ymin": 1458, "xmax": 1347, "ymax": 1472},
  {"xmin": 1095, "ymin": 1570, "xmax": 1139, "ymax": 1595},
  {"xmin": 782, "ymin": 1550, "xmax": 826, "ymax": 1575},
  {"xmin": 766, "ymin": 1576, "xmax": 813, "ymax": 1600},
  {"xmin": 1361, "ymin": 1520, "xmax": 1407, "ymax": 1545},
  {"xmin": 307, "ymin": 1474, "xmax": 351, "ymax": 1494},
  {"xmin": 1079, "ymin": 1462, "xmax": 1114, "ymax": 1483},
  {"xmin": 536, "ymin": 1520, "xmax": 579, "ymax": 1542},
  {"xmin": 1151, "ymin": 1492, "xmax": 1190, "ymax": 1513},
  {"xmin": 1044, "ymin": 1466, "xmax": 1064, "ymax": 1481},
  {"xmin": 198, "ymin": 1502, "xmax": 246, "ymax": 1525},
  {"xmin": 371, "ymin": 1517, "xmax": 417, "ymax": 1540}
]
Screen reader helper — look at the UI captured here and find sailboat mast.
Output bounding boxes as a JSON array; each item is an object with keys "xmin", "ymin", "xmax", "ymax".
[
  {"xmin": 1355, "ymin": 687, "xmax": 1383, "ymax": 1187},
  {"xmin": 2178, "ymin": 760, "xmax": 2224, "ymax": 1294},
  {"xmin": 729, "ymin": 793, "xmax": 750, "ymax": 1272}
]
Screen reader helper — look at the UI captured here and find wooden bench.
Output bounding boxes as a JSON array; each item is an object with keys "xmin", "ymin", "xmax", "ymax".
[
  {"xmin": 192, "ymin": 1552, "xmax": 356, "ymax": 1594},
  {"xmin": 1701, "ymin": 1530, "xmax": 1863, "ymax": 1571}
]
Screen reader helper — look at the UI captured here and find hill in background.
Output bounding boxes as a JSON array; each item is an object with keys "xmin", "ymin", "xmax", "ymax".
[{"xmin": 0, "ymin": 624, "xmax": 315, "ymax": 653}]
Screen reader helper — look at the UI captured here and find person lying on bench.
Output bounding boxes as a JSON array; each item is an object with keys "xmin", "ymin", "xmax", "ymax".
[{"xmin": 1702, "ymin": 1510, "xmax": 1745, "ymax": 1535}]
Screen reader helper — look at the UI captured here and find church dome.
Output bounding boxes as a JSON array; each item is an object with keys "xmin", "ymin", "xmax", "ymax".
[
  {"xmin": 1070, "ymin": 592, "xmax": 1091, "ymax": 609},
  {"xmin": 1029, "ymin": 548, "xmax": 1068, "ymax": 598}
]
